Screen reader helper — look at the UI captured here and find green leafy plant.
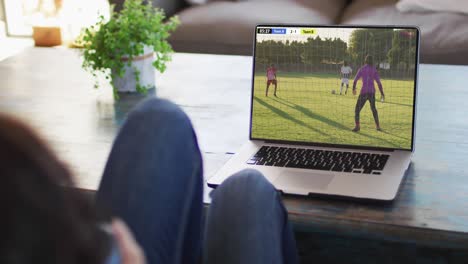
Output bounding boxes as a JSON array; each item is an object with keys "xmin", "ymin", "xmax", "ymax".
[{"xmin": 79, "ymin": 0, "xmax": 179, "ymax": 98}]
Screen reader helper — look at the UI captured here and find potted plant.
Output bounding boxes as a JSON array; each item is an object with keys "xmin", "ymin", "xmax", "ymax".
[{"xmin": 79, "ymin": 0, "xmax": 179, "ymax": 98}]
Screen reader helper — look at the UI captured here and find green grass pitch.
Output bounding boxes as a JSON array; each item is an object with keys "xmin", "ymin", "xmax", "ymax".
[{"xmin": 251, "ymin": 72, "xmax": 415, "ymax": 149}]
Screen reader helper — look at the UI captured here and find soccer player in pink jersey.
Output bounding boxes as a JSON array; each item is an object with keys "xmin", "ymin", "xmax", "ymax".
[
  {"xmin": 265, "ymin": 64, "xmax": 278, "ymax": 97},
  {"xmin": 352, "ymin": 55, "xmax": 385, "ymax": 132}
]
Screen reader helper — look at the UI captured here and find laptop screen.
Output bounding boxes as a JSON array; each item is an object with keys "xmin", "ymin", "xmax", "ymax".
[{"xmin": 251, "ymin": 25, "xmax": 419, "ymax": 150}]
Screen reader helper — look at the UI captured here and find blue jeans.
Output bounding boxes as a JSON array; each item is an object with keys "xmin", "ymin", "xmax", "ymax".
[{"xmin": 96, "ymin": 98, "xmax": 298, "ymax": 264}]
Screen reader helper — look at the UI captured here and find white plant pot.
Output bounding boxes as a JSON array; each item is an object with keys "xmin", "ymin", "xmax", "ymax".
[{"xmin": 112, "ymin": 45, "xmax": 156, "ymax": 93}]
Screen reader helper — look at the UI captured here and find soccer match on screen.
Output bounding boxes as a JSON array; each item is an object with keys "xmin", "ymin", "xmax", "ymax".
[{"xmin": 251, "ymin": 27, "xmax": 417, "ymax": 149}]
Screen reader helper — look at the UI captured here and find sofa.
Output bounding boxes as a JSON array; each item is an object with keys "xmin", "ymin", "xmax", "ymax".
[{"xmin": 146, "ymin": 0, "xmax": 468, "ymax": 65}]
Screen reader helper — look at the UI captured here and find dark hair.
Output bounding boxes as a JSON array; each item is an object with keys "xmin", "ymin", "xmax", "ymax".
[
  {"xmin": 343, "ymin": 60, "xmax": 348, "ymax": 66},
  {"xmin": 365, "ymin": 55, "xmax": 374, "ymax": 66},
  {"xmin": 0, "ymin": 114, "xmax": 109, "ymax": 264}
]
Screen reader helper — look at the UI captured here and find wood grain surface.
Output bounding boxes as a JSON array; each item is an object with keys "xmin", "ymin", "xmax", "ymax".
[{"xmin": 1, "ymin": 47, "xmax": 467, "ymax": 249}]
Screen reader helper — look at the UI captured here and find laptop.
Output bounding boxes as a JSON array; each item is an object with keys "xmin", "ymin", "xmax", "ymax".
[{"xmin": 208, "ymin": 25, "xmax": 419, "ymax": 201}]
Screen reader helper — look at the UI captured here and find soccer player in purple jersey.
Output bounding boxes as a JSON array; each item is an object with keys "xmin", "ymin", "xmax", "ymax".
[{"xmin": 352, "ymin": 55, "xmax": 385, "ymax": 132}]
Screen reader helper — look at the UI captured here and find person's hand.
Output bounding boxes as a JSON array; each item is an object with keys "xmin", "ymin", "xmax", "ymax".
[
  {"xmin": 112, "ymin": 218, "xmax": 146, "ymax": 264},
  {"xmin": 352, "ymin": 89, "xmax": 356, "ymax": 96},
  {"xmin": 381, "ymin": 95, "xmax": 385, "ymax": 102}
]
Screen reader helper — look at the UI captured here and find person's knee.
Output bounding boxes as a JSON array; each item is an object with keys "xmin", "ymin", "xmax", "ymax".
[
  {"xmin": 134, "ymin": 98, "xmax": 181, "ymax": 116},
  {"xmin": 226, "ymin": 169, "xmax": 269, "ymax": 186},
  {"xmin": 216, "ymin": 169, "xmax": 277, "ymax": 202},
  {"xmin": 128, "ymin": 98, "xmax": 191, "ymax": 129},
  {"xmin": 209, "ymin": 169, "xmax": 282, "ymax": 233}
]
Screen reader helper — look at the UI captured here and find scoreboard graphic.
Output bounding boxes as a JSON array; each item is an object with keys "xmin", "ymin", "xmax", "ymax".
[{"xmin": 257, "ymin": 27, "xmax": 316, "ymax": 35}]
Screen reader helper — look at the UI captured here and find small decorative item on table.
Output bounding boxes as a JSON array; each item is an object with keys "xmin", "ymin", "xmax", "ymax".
[
  {"xmin": 30, "ymin": 0, "xmax": 63, "ymax": 47},
  {"xmin": 32, "ymin": 26, "xmax": 62, "ymax": 47},
  {"xmin": 78, "ymin": 0, "xmax": 180, "ymax": 99}
]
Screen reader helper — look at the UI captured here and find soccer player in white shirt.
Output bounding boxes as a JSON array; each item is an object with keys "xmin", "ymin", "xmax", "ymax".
[{"xmin": 340, "ymin": 61, "xmax": 353, "ymax": 95}]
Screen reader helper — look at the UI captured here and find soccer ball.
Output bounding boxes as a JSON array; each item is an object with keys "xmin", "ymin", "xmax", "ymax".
[{"xmin": 331, "ymin": 90, "xmax": 336, "ymax": 94}]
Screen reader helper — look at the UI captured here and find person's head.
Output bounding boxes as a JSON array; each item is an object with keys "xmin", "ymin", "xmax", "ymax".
[
  {"xmin": 343, "ymin": 61, "xmax": 348, "ymax": 66},
  {"xmin": 0, "ymin": 114, "xmax": 109, "ymax": 264},
  {"xmin": 270, "ymin": 63, "xmax": 275, "ymax": 68},
  {"xmin": 365, "ymin": 55, "xmax": 374, "ymax": 66}
]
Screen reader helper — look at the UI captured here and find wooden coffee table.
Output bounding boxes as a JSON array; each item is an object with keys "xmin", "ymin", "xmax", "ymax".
[{"xmin": 1, "ymin": 47, "xmax": 467, "ymax": 260}]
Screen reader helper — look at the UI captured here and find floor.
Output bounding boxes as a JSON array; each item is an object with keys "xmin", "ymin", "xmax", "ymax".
[
  {"xmin": 296, "ymin": 232, "xmax": 468, "ymax": 264},
  {"xmin": 0, "ymin": 37, "xmax": 34, "ymax": 61}
]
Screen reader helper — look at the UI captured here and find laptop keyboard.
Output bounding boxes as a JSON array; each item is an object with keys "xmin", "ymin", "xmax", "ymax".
[{"xmin": 247, "ymin": 146, "xmax": 389, "ymax": 174}]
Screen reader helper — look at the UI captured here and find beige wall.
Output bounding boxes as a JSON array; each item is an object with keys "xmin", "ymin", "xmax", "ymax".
[{"xmin": 109, "ymin": 0, "xmax": 184, "ymax": 17}]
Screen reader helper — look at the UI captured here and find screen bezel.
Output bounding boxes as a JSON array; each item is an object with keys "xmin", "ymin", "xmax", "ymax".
[{"xmin": 249, "ymin": 24, "xmax": 420, "ymax": 152}]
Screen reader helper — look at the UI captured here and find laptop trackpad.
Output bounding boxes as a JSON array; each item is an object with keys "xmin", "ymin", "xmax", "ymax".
[{"xmin": 275, "ymin": 170, "xmax": 334, "ymax": 194}]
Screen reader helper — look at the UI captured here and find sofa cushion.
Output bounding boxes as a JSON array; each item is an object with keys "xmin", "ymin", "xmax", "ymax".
[
  {"xmin": 341, "ymin": 0, "xmax": 468, "ymax": 65},
  {"xmin": 185, "ymin": 0, "xmax": 229, "ymax": 5},
  {"xmin": 170, "ymin": 0, "xmax": 348, "ymax": 55},
  {"xmin": 396, "ymin": 0, "xmax": 468, "ymax": 14}
]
